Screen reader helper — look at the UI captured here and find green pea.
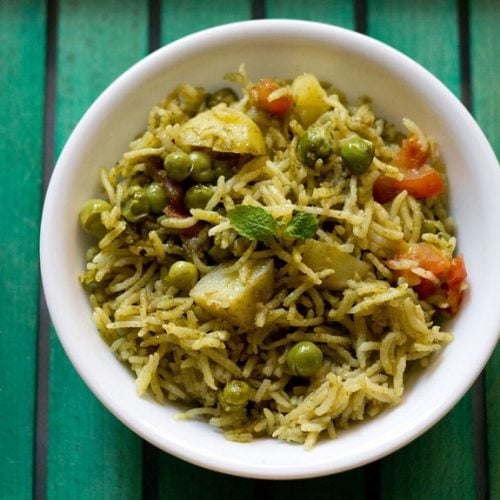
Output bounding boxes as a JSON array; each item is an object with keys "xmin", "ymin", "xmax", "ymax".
[
  {"xmin": 207, "ymin": 245, "xmax": 232, "ymax": 263},
  {"xmin": 79, "ymin": 199, "xmax": 111, "ymax": 239},
  {"xmin": 184, "ymin": 184, "xmax": 214, "ymax": 210},
  {"xmin": 189, "ymin": 151, "xmax": 215, "ymax": 183},
  {"xmin": 206, "ymin": 87, "xmax": 238, "ymax": 108},
  {"xmin": 220, "ymin": 380, "xmax": 251, "ymax": 409},
  {"xmin": 286, "ymin": 341, "xmax": 323, "ymax": 377},
  {"xmin": 164, "ymin": 151, "xmax": 192, "ymax": 182},
  {"xmin": 297, "ymin": 126, "xmax": 332, "ymax": 167},
  {"xmin": 167, "ymin": 260, "xmax": 198, "ymax": 291},
  {"xmin": 121, "ymin": 188, "xmax": 150, "ymax": 223},
  {"xmin": 340, "ymin": 136, "xmax": 375, "ymax": 175},
  {"xmin": 213, "ymin": 159, "xmax": 234, "ymax": 180},
  {"xmin": 145, "ymin": 182, "xmax": 167, "ymax": 214}
]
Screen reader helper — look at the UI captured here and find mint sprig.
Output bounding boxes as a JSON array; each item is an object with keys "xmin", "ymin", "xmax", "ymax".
[
  {"xmin": 227, "ymin": 205, "xmax": 319, "ymax": 242},
  {"xmin": 284, "ymin": 212, "xmax": 319, "ymax": 239},
  {"xmin": 227, "ymin": 205, "xmax": 278, "ymax": 241}
]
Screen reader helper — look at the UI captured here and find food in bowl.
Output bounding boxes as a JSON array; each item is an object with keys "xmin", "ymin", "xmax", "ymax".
[{"xmin": 78, "ymin": 67, "xmax": 467, "ymax": 448}]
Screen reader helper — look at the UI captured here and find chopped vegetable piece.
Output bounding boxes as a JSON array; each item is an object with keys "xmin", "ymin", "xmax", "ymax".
[
  {"xmin": 177, "ymin": 107, "xmax": 266, "ymax": 155},
  {"xmin": 444, "ymin": 255, "xmax": 467, "ymax": 313},
  {"xmin": 291, "ymin": 73, "xmax": 330, "ymax": 127},
  {"xmin": 373, "ymin": 135, "xmax": 442, "ymax": 203},
  {"xmin": 387, "ymin": 243, "xmax": 467, "ymax": 311},
  {"xmin": 302, "ymin": 239, "xmax": 370, "ymax": 290},
  {"xmin": 190, "ymin": 259, "xmax": 275, "ymax": 328},
  {"xmin": 250, "ymin": 78, "xmax": 293, "ymax": 115},
  {"xmin": 373, "ymin": 165, "xmax": 444, "ymax": 203},
  {"xmin": 393, "ymin": 135, "xmax": 429, "ymax": 169},
  {"xmin": 227, "ymin": 205, "xmax": 277, "ymax": 241}
]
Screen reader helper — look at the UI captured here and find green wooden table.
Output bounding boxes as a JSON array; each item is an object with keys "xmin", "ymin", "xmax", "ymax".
[{"xmin": 1, "ymin": 1, "xmax": 498, "ymax": 498}]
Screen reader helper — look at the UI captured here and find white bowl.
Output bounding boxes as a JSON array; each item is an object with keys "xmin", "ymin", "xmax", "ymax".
[{"xmin": 40, "ymin": 19, "xmax": 500, "ymax": 479}]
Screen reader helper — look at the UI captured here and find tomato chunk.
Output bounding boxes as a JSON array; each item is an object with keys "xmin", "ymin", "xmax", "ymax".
[
  {"xmin": 393, "ymin": 135, "xmax": 429, "ymax": 169},
  {"xmin": 373, "ymin": 135, "xmax": 443, "ymax": 203},
  {"xmin": 388, "ymin": 243, "xmax": 451, "ymax": 287},
  {"xmin": 443, "ymin": 255, "xmax": 467, "ymax": 313},
  {"xmin": 373, "ymin": 165, "xmax": 443, "ymax": 203},
  {"xmin": 387, "ymin": 243, "xmax": 467, "ymax": 313},
  {"xmin": 250, "ymin": 78, "xmax": 293, "ymax": 115}
]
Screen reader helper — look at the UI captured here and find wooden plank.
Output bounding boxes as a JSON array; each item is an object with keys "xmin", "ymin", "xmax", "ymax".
[
  {"xmin": 470, "ymin": 0, "xmax": 500, "ymax": 157},
  {"xmin": 159, "ymin": 454, "xmax": 256, "ymax": 500},
  {"xmin": 485, "ymin": 345, "xmax": 500, "ymax": 499},
  {"xmin": 368, "ymin": 0, "xmax": 461, "ymax": 98},
  {"xmin": 47, "ymin": 1, "xmax": 148, "ymax": 498},
  {"xmin": 266, "ymin": 0, "xmax": 354, "ymax": 26},
  {"xmin": 367, "ymin": 2, "xmax": 476, "ymax": 498},
  {"xmin": 0, "ymin": 0, "xmax": 46, "ymax": 497},
  {"xmin": 470, "ymin": 1, "xmax": 500, "ymax": 497},
  {"xmin": 161, "ymin": 0, "xmax": 251, "ymax": 42}
]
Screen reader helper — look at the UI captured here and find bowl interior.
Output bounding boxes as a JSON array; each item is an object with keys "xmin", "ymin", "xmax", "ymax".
[{"xmin": 41, "ymin": 20, "xmax": 500, "ymax": 479}]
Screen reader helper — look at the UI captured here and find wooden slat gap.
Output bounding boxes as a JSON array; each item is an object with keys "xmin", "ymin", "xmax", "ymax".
[
  {"xmin": 458, "ymin": 1, "xmax": 489, "ymax": 498},
  {"xmin": 34, "ymin": 0, "xmax": 59, "ymax": 499},
  {"xmin": 354, "ymin": 0, "xmax": 367, "ymax": 34},
  {"xmin": 149, "ymin": 0, "xmax": 162, "ymax": 52},
  {"xmin": 252, "ymin": 0, "xmax": 265, "ymax": 19}
]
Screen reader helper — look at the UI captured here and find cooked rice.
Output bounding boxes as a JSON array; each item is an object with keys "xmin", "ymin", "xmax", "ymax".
[{"xmin": 79, "ymin": 67, "xmax": 464, "ymax": 448}]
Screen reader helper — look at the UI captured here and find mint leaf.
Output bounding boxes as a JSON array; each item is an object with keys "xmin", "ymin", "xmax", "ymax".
[
  {"xmin": 284, "ymin": 212, "xmax": 319, "ymax": 239},
  {"xmin": 227, "ymin": 205, "xmax": 278, "ymax": 241}
]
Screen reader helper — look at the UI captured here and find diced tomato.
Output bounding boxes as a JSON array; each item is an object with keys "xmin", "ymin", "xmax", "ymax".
[
  {"xmin": 373, "ymin": 165, "xmax": 443, "ymax": 203},
  {"xmin": 250, "ymin": 78, "xmax": 293, "ymax": 115},
  {"xmin": 393, "ymin": 135, "xmax": 429, "ymax": 169},
  {"xmin": 388, "ymin": 242, "xmax": 451, "ymax": 293},
  {"xmin": 163, "ymin": 206, "xmax": 204, "ymax": 237},
  {"xmin": 373, "ymin": 135, "xmax": 443, "ymax": 203},
  {"xmin": 413, "ymin": 278, "xmax": 437, "ymax": 299},
  {"xmin": 388, "ymin": 243, "xmax": 467, "ymax": 313},
  {"xmin": 406, "ymin": 243, "xmax": 452, "ymax": 278},
  {"xmin": 447, "ymin": 255, "xmax": 467, "ymax": 288},
  {"xmin": 442, "ymin": 255, "xmax": 467, "ymax": 313}
]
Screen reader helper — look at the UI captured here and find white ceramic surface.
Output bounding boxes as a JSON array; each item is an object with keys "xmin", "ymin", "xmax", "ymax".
[{"xmin": 40, "ymin": 20, "xmax": 500, "ymax": 479}]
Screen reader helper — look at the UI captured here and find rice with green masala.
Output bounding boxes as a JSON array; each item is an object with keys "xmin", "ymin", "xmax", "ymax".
[{"xmin": 79, "ymin": 66, "xmax": 467, "ymax": 448}]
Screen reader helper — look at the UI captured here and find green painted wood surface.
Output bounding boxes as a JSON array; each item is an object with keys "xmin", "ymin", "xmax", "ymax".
[
  {"xmin": 367, "ymin": 2, "xmax": 476, "ymax": 498},
  {"xmin": 161, "ymin": 0, "xmax": 251, "ymax": 42},
  {"xmin": 470, "ymin": 1, "xmax": 500, "ymax": 497},
  {"xmin": 0, "ymin": 0, "xmax": 46, "ymax": 498},
  {"xmin": 0, "ymin": 1, "xmax": 498, "ymax": 498},
  {"xmin": 46, "ymin": 1, "xmax": 148, "ymax": 498},
  {"xmin": 266, "ymin": 0, "xmax": 354, "ymax": 25}
]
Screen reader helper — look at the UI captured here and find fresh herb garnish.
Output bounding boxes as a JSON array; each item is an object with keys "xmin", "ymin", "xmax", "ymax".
[
  {"xmin": 228, "ymin": 205, "xmax": 319, "ymax": 242},
  {"xmin": 284, "ymin": 212, "xmax": 319, "ymax": 239},
  {"xmin": 227, "ymin": 205, "xmax": 278, "ymax": 241}
]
